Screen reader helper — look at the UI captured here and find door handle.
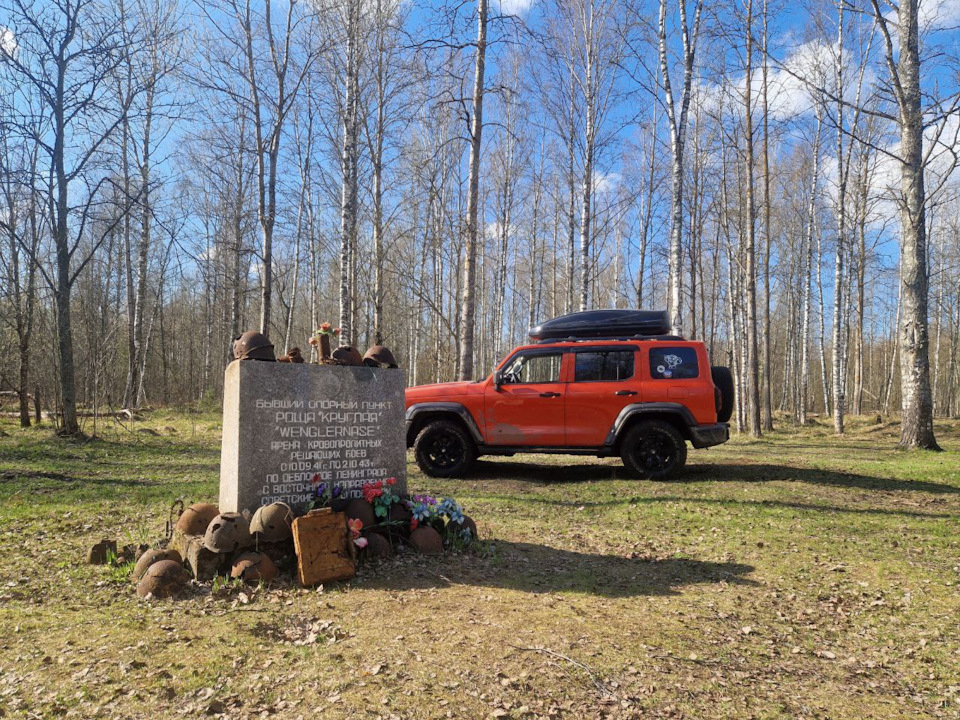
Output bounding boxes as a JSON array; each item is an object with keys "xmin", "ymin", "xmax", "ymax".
[
  {"xmin": 615, "ymin": 390, "xmax": 638, "ymax": 396},
  {"xmin": 539, "ymin": 392, "xmax": 561, "ymax": 398}
]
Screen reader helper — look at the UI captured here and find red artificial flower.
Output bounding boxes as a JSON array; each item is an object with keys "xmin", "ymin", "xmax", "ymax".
[
  {"xmin": 308, "ymin": 336, "xmax": 318, "ymax": 346},
  {"xmin": 362, "ymin": 485, "xmax": 383, "ymax": 503},
  {"xmin": 410, "ymin": 518, "xmax": 419, "ymax": 531},
  {"xmin": 347, "ymin": 518, "xmax": 363, "ymax": 537},
  {"xmin": 311, "ymin": 473, "xmax": 322, "ymax": 485},
  {"xmin": 386, "ymin": 477, "xmax": 396, "ymax": 487},
  {"xmin": 334, "ymin": 327, "xmax": 342, "ymax": 335},
  {"xmin": 320, "ymin": 322, "xmax": 332, "ymax": 332}
]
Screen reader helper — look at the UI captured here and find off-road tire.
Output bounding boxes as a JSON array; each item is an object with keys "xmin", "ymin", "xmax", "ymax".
[
  {"xmin": 413, "ymin": 420, "xmax": 477, "ymax": 478},
  {"xmin": 711, "ymin": 366, "xmax": 735, "ymax": 423},
  {"xmin": 620, "ymin": 420, "xmax": 688, "ymax": 480}
]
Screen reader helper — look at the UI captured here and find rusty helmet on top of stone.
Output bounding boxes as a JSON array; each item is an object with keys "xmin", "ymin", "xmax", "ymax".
[
  {"xmin": 249, "ymin": 502, "xmax": 294, "ymax": 543},
  {"xmin": 203, "ymin": 512, "xmax": 252, "ymax": 553},
  {"xmin": 331, "ymin": 345, "xmax": 363, "ymax": 366},
  {"xmin": 175, "ymin": 502, "xmax": 219, "ymax": 536},
  {"xmin": 232, "ymin": 331, "xmax": 276, "ymax": 361},
  {"xmin": 362, "ymin": 345, "xmax": 398, "ymax": 369}
]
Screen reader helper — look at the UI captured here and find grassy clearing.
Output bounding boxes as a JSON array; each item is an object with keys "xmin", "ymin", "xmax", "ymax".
[{"xmin": 0, "ymin": 411, "xmax": 958, "ymax": 719}]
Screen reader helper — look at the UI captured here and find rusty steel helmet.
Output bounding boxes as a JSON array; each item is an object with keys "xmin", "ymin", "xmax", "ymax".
[
  {"xmin": 362, "ymin": 345, "xmax": 398, "ymax": 369},
  {"xmin": 132, "ymin": 548, "xmax": 183, "ymax": 582},
  {"xmin": 233, "ymin": 331, "xmax": 276, "ymax": 361},
  {"xmin": 175, "ymin": 503, "xmax": 219, "ymax": 536},
  {"xmin": 331, "ymin": 345, "xmax": 363, "ymax": 366},
  {"xmin": 136, "ymin": 559, "xmax": 189, "ymax": 598},
  {"xmin": 203, "ymin": 512, "xmax": 252, "ymax": 553},
  {"xmin": 231, "ymin": 552, "xmax": 278, "ymax": 584},
  {"xmin": 249, "ymin": 502, "xmax": 293, "ymax": 543}
]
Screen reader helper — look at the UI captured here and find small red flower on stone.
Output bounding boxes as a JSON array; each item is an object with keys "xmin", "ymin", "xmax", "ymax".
[
  {"xmin": 361, "ymin": 480, "xmax": 385, "ymax": 503},
  {"xmin": 386, "ymin": 477, "xmax": 396, "ymax": 487},
  {"xmin": 311, "ymin": 473, "xmax": 322, "ymax": 485}
]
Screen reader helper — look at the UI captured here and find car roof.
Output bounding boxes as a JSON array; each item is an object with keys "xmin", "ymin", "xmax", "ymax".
[{"xmin": 512, "ymin": 338, "xmax": 704, "ymax": 352}]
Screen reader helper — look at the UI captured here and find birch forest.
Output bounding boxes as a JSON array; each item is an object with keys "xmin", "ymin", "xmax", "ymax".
[{"xmin": 1, "ymin": 0, "xmax": 959, "ymax": 449}]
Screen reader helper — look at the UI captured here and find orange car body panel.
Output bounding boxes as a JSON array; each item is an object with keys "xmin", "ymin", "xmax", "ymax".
[{"xmin": 405, "ymin": 340, "xmax": 719, "ymax": 447}]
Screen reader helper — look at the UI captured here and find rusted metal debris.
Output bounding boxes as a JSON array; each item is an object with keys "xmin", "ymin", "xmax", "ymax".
[
  {"xmin": 291, "ymin": 508, "xmax": 355, "ymax": 586},
  {"xmin": 277, "ymin": 347, "xmax": 305, "ymax": 363}
]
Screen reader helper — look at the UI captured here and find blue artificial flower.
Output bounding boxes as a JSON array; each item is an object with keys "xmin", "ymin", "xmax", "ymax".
[
  {"xmin": 438, "ymin": 498, "xmax": 465, "ymax": 524},
  {"xmin": 332, "ymin": 486, "xmax": 342, "ymax": 498}
]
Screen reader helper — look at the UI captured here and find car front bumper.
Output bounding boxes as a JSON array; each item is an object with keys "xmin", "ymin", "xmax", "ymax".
[{"xmin": 689, "ymin": 423, "xmax": 730, "ymax": 449}]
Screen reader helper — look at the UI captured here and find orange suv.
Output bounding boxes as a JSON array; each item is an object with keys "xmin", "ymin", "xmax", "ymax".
[{"xmin": 405, "ymin": 310, "xmax": 734, "ymax": 480}]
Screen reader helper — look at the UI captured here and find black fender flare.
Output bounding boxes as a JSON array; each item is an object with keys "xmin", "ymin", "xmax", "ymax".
[
  {"xmin": 604, "ymin": 403, "xmax": 698, "ymax": 446},
  {"xmin": 405, "ymin": 402, "xmax": 484, "ymax": 445}
]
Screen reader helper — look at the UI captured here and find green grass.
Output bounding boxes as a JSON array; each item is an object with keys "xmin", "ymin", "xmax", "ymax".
[{"xmin": 0, "ymin": 411, "xmax": 958, "ymax": 719}]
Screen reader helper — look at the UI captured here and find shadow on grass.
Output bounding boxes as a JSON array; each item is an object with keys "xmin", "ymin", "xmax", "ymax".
[
  {"xmin": 688, "ymin": 462, "xmax": 959, "ymax": 494},
  {"xmin": 465, "ymin": 459, "xmax": 959, "ymax": 495},
  {"xmin": 466, "ymin": 459, "xmax": 626, "ymax": 483},
  {"xmin": 364, "ymin": 540, "xmax": 757, "ymax": 598},
  {"xmin": 0, "ymin": 469, "xmax": 162, "ymax": 487},
  {"xmin": 468, "ymin": 493, "xmax": 956, "ymax": 520}
]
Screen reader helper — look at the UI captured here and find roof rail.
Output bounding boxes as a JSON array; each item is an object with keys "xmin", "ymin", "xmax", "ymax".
[{"xmin": 537, "ymin": 334, "xmax": 686, "ymax": 344}]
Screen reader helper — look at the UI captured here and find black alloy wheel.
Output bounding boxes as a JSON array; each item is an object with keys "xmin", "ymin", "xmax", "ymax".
[
  {"xmin": 413, "ymin": 420, "xmax": 476, "ymax": 478},
  {"xmin": 620, "ymin": 420, "xmax": 688, "ymax": 480}
]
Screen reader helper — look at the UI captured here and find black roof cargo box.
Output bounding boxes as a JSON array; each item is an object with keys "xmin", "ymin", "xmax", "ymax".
[{"xmin": 529, "ymin": 309, "xmax": 672, "ymax": 341}]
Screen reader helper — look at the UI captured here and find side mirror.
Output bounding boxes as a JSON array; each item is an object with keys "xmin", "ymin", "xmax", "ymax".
[{"xmin": 494, "ymin": 373, "xmax": 503, "ymax": 390}]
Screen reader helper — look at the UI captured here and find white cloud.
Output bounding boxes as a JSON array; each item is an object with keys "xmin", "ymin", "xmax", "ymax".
[
  {"xmin": 593, "ymin": 171, "xmax": 620, "ymax": 194},
  {"xmin": 496, "ymin": 0, "xmax": 535, "ymax": 16},
  {"xmin": 0, "ymin": 26, "xmax": 16, "ymax": 56},
  {"xmin": 914, "ymin": 0, "xmax": 960, "ymax": 31},
  {"xmin": 695, "ymin": 39, "xmax": 876, "ymax": 123}
]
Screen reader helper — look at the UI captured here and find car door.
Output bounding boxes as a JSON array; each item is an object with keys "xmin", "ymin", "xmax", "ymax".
[
  {"xmin": 564, "ymin": 347, "xmax": 639, "ymax": 446},
  {"xmin": 483, "ymin": 349, "xmax": 567, "ymax": 446}
]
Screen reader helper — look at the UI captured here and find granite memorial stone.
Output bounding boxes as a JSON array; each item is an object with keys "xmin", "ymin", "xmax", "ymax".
[{"xmin": 219, "ymin": 361, "xmax": 406, "ymax": 513}]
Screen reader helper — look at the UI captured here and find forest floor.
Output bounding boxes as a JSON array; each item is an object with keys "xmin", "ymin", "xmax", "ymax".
[{"xmin": 0, "ymin": 410, "xmax": 958, "ymax": 719}]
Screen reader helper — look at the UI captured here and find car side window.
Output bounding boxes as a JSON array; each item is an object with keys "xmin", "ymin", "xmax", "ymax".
[
  {"xmin": 650, "ymin": 347, "xmax": 699, "ymax": 379},
  {"xmin": 574, "ymin": 351, "xmax": 634, "ymax": 382},
  {"xmin": 501, "ymin": 352, "xmax": 563, "ymax": 384}
]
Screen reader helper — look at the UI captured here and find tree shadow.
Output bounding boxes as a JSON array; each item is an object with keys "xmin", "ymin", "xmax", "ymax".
[
  {"xmin": 687, "ymin": 462, "xmax": 959, "ymax": 495},
  {"xmin": 464, "ymin": 458, "xmax": 959, "ymax": 495},
  {"xmin": 362, "ymin": 540, "xmax": 757, "ymax": 598},
  {"xmin": 476, "ymin": 493, "xmax": 955, "ymax": 520}
]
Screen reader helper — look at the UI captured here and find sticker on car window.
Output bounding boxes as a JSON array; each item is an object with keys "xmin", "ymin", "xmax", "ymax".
[{"xmin": 650, "ymin": 348, "xmax": 699, "ymax": 379}]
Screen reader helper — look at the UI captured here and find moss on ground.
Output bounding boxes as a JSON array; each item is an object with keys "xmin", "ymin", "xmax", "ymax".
[{"xmin": 0, "ymin": 411, "xmax": 957, "ymax": 719}]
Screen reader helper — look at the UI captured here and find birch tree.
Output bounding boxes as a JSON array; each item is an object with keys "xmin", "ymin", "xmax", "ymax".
[
  {"xmin": 457, "ymin": 0, "xmax": 488, "ymax": 380},
  {"xmin": 657, "ymin": 0, "xmax": 703, "ymax": 335},
  {"xmin": 867, "ymin": 0, "xmax": 952, "ymax": 449}
]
